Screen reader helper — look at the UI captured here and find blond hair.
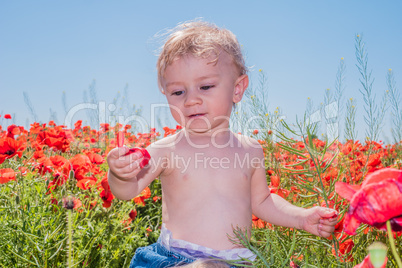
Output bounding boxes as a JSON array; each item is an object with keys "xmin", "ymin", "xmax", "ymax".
[{"xmin": 156, "ymin": 20, "xmax": 247, "ymax": 90}]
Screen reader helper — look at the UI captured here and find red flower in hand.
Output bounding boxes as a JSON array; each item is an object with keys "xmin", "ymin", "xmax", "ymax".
[
  {"xmin": 124, "ymin": 148, "xmax": 151, "ymax": 168},
  {"xmin": 335, "ymin": 168, "xmax": 402, "ymax": 235}
]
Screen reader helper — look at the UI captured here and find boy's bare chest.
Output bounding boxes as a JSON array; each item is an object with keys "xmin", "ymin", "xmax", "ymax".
[
  {"xmin": 162, "ymin": 145, "xmax": 256, "ymax": 186},
  {"xmin": 171, "ymin": 145, "xmax": 251, "ymax": 168}
]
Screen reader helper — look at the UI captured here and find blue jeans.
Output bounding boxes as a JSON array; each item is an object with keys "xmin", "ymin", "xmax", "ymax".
[{"xmin": 129, "ymin": 242, "xmax": 193, "ymax": 268}]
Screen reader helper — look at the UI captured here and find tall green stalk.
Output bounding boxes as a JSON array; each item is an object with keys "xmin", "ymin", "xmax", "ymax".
[
  {"xmin": 63, "ymin": 196, "xmax": 75, "ymax": 268},
  {"xmin": 278, "ymin": 118, "xmax": 340, "ymax": 257},
  {"xmin": 387, "ymin": 69, "xmax": 402, "ymax": 143},
  {"xmin": 355, "ymin": 34, "xmax": 388, "ymax": 143},
  {"xmin": 386, "ymin": 221, "xmax": 402, "ymax": 267},
  {"xmin": 67, "ymin": 209, "xmax": 73, "ymax": 268},
  {"xmin": 344, "ymin": 98, "xmax": 357, "ymax": 141}
]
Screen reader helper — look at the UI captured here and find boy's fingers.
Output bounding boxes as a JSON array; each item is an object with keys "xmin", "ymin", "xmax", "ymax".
[
  {"xmin": 318, "ymin": 224, "xmax": 335, "ymax": 238},
  {"xmin": 318, "ymin": 230, "xmax": 332, "ymax": 238},
  {"xmin": 117, "ymin": 147, "xmax": 130, "ymax": 158},
  {"xmin": 115, "ymin": 148, "xmax": 143, "ymax": 162},
  {"xmin": 117, "ymin": 156, "xmax": 143, "ymax": 170},
  {"xmin": 320, "ymin": 217, "xmax": 338, "ymax": 226},
  {"xmin": 320, "ymin": 224, "xmax": 335, "ymax": 233},
  {"xmin": 121, "ymin": 161, "xmax": 140, "ymax": 174},
  {"xmin": 319, "ymin": 208, "xmax": 338, "ymax": 219},
  {"xmin": 115, "ymin": 160, "xmax": 142, "ymax": 179}
]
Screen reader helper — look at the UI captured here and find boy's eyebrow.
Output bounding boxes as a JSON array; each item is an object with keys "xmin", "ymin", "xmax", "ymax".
[
  {"xmin": 165, "ymin": 74, "xmax": 220, "ymax": 88},
  {"xmin": 165, "ymin": 81, "xmax": 183, "ymax": 88},
  {"xmin": 195, "ymin": 74, "xmax": 219, "ymax": 81}
]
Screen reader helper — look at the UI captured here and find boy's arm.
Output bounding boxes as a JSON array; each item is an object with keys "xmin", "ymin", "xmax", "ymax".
[
  {"xmin": 250, "ymin": 157, "xmax": 305, "ymax": 229},
  {"xmin": 250, "ymin": 145, "xmax": 337, "ymax": 237},
  {"xmin": 107, "ymin": 142, "xmax": 167, "ymax": 200}
]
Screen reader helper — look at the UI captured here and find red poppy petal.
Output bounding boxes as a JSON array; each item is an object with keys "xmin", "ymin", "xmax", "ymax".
[
  {"xmin": 140, "ymin": 149, "xmax": 151, "ymax": 168},
  {"xmin": 335, "ymin": 182, "xmax": 359, "ymax": 201},
  {"xmin": 362, "ymin": 168, "xmax": 402, "ymax": 187},
  {"xmin": 116, "ymin": 131, "xmax": 125, "ymax": 147},
  {"xmin": 343, "ymin": 214, "xmax": 361, "ymax": 235},
  {"xmin": 124, "ymin": 148, "xmax": 151, "ymax": 168},
  {"xmin": 129, "ymin": 209, "xmax": 137, "ymax": 220},
  {"xmin": 357, "ymin": 180, "xmax": 402, "ymax": 224}
]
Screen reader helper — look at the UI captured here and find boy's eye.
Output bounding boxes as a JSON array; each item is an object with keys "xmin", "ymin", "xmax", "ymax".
[
  {"xmin": 200, "ymin": 85, "xmax": 214, "ymax": 90},
  {"xmin": 172, "ymin": 90, "xmax": 184, "ymax": 96}
]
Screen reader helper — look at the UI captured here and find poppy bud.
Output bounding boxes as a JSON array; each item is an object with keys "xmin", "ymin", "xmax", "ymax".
[
  {"xmin": 63, "ymin": 196, "xmax": 75, "ymax": 210},
  {"xmin": 368, "ymin": 242, "xmax": 387, "ymax": 268}
]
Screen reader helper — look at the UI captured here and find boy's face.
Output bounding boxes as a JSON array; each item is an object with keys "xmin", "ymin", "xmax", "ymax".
[{"xmin": 161, "ymin": 52, "xmax": 248, "ymax": 134}]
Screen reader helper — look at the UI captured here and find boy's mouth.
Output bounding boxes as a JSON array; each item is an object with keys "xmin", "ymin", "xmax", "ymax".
[{"xmin": 188, "ymin": 113, "xmax": 206, "ymax": 118}]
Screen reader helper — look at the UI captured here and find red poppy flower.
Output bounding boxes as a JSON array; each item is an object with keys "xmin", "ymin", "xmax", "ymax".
[
  {"xmin": 252, "ymin": 214, "xmax": 266, "ymax": 228},
  {"xmin": 99, "ymin": 177, "xmax": 114, "ymax": 208},
  {"xmin": 289, "ymin": 261, "xmax": 299, "ymax": 268},
  {"xmin": 100, "ymin": 189, "xmax": 114, "ymax": 208},
  {"xmin": 270, "ymin": 175, "xmax": 280, "ymax": 187},
  {"xmin": 7, "ymin": 125, "xmax": 21, "ymax": 139},
  {"xmin": 124, "ymin": 148, "xmax": 151, "ymax": 168},
  {"xmin": 163, "ymin": 127, "xmax": 177, "ymax": 137},
  {"xmin": 35, "ymin": 156, "xmax": 54, "ymax": 175},
  {"xmin": 52, "ymin": 172, "xmax": 68, "ymax": 186},
  {"xmin": 133, "ymin": 186, "xmax": 151, "ymax": 206},
  {"xmin": 76, "ymin": 177, "xmax": 96, "ymax": 190},
  {"xmin": 36, "ymin": 127, "xmax": 71, "ymax": 152},
  {"xmin": 335, "ymin": 168, "xmax": 402, "ymax": 235},
  {"xmin": 0, "ymin": 137, "xmax": 25, "ymax": 164},
  {"xmin": 129, "ymin": 209, "xmax": 137, "ymax": 221},
  {"xmin": 0, "ymin": 168, "xmax": 16, "ymax": 184},
  {"xmin": 85, "ymin": 152, "xmax": 105, "ymax": 165},
  {"xmin": 70, "ymin": 154, "xmax": 92, "ymax": 180},
  {"xmin": 4, "ymin": 114, "xmax": 11, "ymax": 119},
  {"xmin": 332, "ymin": 234, "xmax": 354, "ymax": 262}
]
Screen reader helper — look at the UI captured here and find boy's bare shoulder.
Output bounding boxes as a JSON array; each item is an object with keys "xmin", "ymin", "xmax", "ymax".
[
  {"xmin": 232, "ymin": 132, "xmax": 264, "ymax": 156},
  {"xmin": 147, "ymin": 132, "xmax": 182, "ymax": 154},
  {"xmin": 144, "ymin": 133, "xmax": 182, "ymax": 176}
]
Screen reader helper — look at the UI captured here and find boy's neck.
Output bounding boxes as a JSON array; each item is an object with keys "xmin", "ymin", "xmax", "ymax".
[
  {"xmin": 183, "ymin": 127, "xmax": 231, "ymax": 136},
  {"xmin": 181, "ymin": 127, "xmax": 234, "ymax": 145}
]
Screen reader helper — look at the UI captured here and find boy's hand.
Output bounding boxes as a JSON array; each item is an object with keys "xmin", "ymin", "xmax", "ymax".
[
  {"xmin": 301, "ymin": 207, "xmax": 338, "ymax": 238},
  {"xmin": 107, "ymin": 146, "xmax": 146, "ymax": 181}
]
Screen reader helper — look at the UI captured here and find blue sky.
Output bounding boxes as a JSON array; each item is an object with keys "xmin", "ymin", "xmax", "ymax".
[{"xmin": 1, "ymin": 1, "xmax": 401, "ymax": 142}]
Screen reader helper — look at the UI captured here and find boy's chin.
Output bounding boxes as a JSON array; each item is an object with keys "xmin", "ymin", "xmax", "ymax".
[{"xmin": 185, "ymin": 127, "xmax": 212, "ymax": 134}]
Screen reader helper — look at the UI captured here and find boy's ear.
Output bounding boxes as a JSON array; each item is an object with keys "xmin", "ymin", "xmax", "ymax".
[{"xmin": 233, "ymin": 74, "xmax": 249, "ymax": 103}]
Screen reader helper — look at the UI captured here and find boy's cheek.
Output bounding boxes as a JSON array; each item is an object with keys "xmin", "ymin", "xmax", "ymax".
[{"xmin": 170, "ymin": 109, "xmax": 185, "ymax": 124}]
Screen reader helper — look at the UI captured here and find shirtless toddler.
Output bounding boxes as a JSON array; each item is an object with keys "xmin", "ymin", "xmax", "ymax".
[{"xmin": 107, "ymin": 20, "xmax": 338, "ymax": 268}]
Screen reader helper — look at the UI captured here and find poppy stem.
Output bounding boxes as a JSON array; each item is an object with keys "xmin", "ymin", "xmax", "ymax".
[
  {"xmin": 386, "ymin": 220, "xmax": 402, "ymax": 268},
  {"xmin": 67, "ymin": 209, "xmax": 73, "ymax": 268}
]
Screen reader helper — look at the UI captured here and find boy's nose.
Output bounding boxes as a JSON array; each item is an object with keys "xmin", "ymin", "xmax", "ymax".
[{"xmin": 184, "ymin": 90, "xmax": 202, "ymax": 107}]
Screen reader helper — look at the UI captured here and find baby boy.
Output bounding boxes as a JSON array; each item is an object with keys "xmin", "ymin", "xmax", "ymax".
[{"xmin": 107, "ymin": 20, "xmax": 338, "ymax": 268}]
